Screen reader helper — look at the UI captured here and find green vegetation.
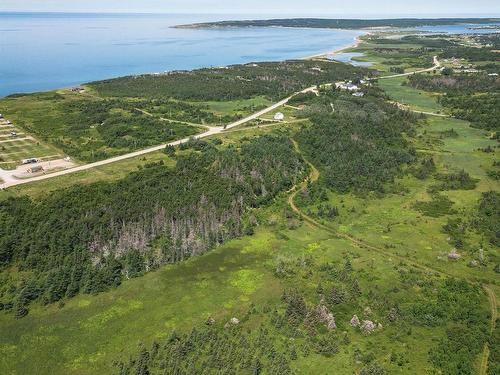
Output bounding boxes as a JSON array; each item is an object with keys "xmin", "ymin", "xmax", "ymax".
[
  {"xmin": 0, "ymin": 28, "xmax": 498, "ymax": 375},
  {"xmin": 178, "ymin": 18, "xmax": 499, "ymax": 30},
  {"xmin": 0, "ymin": 92, "xmax": 200, "ymax": 162},
  {"xmin": 0, "ymin": 135, "xmax": 305, "ymax": 315},
  {"xmin": 90, "ymin": 60, "xmax": 368, "ymax": 101},
  {"xmin": 297, "ymin": 90, "xmax": 418, "ymax": 193},
  {"xmin": 408, "ymin": 73, "xmax": 500, "ymax": 132}
]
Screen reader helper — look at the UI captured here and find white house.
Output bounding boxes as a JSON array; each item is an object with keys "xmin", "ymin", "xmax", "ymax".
[
  {"xmin": 335, "ymin": 81, "xmax": 359, "ymax": 91},
  {"xmin": 274, "ymin": 112, "xmax": 285, "ymax": 121}
]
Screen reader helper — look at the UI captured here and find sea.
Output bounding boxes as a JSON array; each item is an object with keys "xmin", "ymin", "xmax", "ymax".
[
  {"xmin": 0, "ymin": 13, "xmax": 365, "ymax": 97},
  {"xmin": 0, "ymin": 12, "xmax": 498, "ymax": 97}
]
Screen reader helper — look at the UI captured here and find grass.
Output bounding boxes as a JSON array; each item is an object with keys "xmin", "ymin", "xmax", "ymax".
[
  {"xmin": 0, "ymin": 151, "xmax": 175, "ymax": 200},
  {"xmin": 0, "ymin": 226, "xmax": 321, "ymax": 374},
  {"xmin": 196, "ymin": 96, "xmax": 272, "ymax": 117},
  {"xmin": 0, "ymin": 122, "xmax": 62, "ymax": 169},
  {"xmin": 0, "ymin": 32, "xmax": 497, "ymax": 375},
  {"xmin": 377, "ymin": 76, "xmax": 443, "ymax": 113},
  {"xmin": 1, "ymin": 211, "xmax": 485, "ymax": 375},
  {"xmin": 301, "ymin": 82, "xmax": 499, "ymax": 284}
]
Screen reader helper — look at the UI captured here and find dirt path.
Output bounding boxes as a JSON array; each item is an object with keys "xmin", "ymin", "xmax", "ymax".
[
  {"xmin": 135, "ymin": 108, "xmax": 209, "ymax": 128},
  {"xmin": 288, "ymin": 140, "xmax": 497, "ymax": 375},
  {"xmin": 479, "ymin": 285, "xmax": 497, "ymax": 375}
]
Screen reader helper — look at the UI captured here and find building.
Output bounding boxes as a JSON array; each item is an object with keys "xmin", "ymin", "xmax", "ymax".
[
  {"xmin": 27, "ymin": 165, "xmax": 44, "ymax": 173},
  {"xmin": 352, "ymin": 92, "xmax": 365, "ymax": 97},
  {"xmin": 335, "ymin": 81, "xmax": 359, "ymax": 91},
  {"xmin": 274, "ymin": 112, "xmax": 285, "ymax": 121}
]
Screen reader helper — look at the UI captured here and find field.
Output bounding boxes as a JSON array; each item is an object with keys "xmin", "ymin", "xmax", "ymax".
[
  {"xmin": 0, "ymin": 117, "xmax": 62, "ymax": 170},
  {"xmin": 377, "ymin": 76, "xmax": 444, "ymax": 113},
  {"xmin": 1, "ymin": 213, "xmax": 490, "ymax": 374},
  {"xmin": 0, "ymin": 31, "xmax": 498, "ymax": 375}
]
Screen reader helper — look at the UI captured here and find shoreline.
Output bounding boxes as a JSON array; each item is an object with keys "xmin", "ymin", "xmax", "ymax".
[
  {"xmin": 302, "ymin": 32, "xmax": 369, "ymax": 60},
  {"xmin": 1, "ymin": 31, "xmax": 368, "ymax": 99}
]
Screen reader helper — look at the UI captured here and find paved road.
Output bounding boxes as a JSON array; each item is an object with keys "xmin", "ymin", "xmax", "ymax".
[
  {"xmin": 371, "ymin": 56, "xmax": 441, "ymax": 80},
  {"xmin": 0, "ymin": 86, "xmax": 317, "ymax": 189}
]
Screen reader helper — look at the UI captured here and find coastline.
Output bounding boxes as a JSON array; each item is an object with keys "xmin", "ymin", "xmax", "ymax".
[{"xmin": 302, "ymin": 32, "xmax": 369, "ymax": 60}]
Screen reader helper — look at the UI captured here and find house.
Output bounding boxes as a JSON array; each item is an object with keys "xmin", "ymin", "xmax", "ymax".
[
  {"xmin": 488, "ymin": 73, "xmax": 499, "ymax": 76},
  {"xmin": 352, "ymin": 92, "xmax": 364, "ymax": 97},
  {"xmin": 335, "ymin": 81, "xmax": 359, "ymax": 91},
  {"xmin": 0, "ymin": 114, "xmax": 3, "ymax": 119},
  {"xmin": 70, "ymin": 87, "xmax": 85, "ymax": 93},
  {"xmin": 10, "ymin": 131, "xmax": 17, "ymax": 137},
  {"xmin": 27, "ymin": 165, "xmax": 44, "ymax": 173},
  {"xmin": 274, "ymin": 112, "xmax": 285, "ymax": 121}
]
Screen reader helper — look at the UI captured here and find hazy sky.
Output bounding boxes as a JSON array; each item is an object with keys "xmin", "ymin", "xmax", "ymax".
[{"xmin": 1, "ymin": 0, "xmax": 499, "ymax": 16}]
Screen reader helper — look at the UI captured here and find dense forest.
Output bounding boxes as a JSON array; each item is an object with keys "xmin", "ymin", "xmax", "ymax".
[
  {"xmin": 0, "ymin": 135, "xmax": 306, "ymax": 316},
  {"xmin": 90, "ymin": 61, "xmax": 368, "ymax": 101},
  {"xmin": 296, "ymin": 89, "xmax": 419, "ymax": 193}
]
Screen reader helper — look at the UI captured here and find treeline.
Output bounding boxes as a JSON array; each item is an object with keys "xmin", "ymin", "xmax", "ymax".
[
  {"xmin": 297, "ymin": 90, "xmax": 419, "ymax": 193},
  {"xmin": 407, "ymin": 73, "xmax": 500, "ymax": 132},
  {"xmin": 177, "ymin": 18, "xmax": 499, "ymax": 30},
  {"xmin": 90, "ymin": 60, "xmax": 368, "ymax": 101},
  {"xmin": 0, "ymin": 135, "xmax": 306, "ymax": 317},
  {"xmin": 408, "ymin": 73, "xmax": 499, "ymax": 94}
]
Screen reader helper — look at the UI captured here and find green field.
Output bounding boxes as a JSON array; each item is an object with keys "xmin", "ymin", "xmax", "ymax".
[
  {"xmin": 377, "ymin": 76, "xmax": 444, "ymax": 113},
  {"xmin": 0, "ymin": 121, "xmax": 62, "ymax": 169}
]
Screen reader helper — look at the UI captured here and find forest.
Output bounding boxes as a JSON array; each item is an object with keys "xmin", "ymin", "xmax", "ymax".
[
  {"xmin": 0, "ymin": 29, "xmax": 498, "ymax": 375},
  {"xmin": 408, "ymin": 73, "xmax": 500, "ymax": 133},
  {"xmin": 0, "ymin": 135, "xmax": 306, "ymax": 317},
  {"xmin": 90, "ymin": 61, "xmax": 368, "ymax": 101},
  {"xmin": 296, "ymin": 89, "xmax": 419, "ymax": 193}
]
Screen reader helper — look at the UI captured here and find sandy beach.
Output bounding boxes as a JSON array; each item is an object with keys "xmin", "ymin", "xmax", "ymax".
[{"xmin": 302, "ymin": 32, "xmax": 370, "ymax": 60}]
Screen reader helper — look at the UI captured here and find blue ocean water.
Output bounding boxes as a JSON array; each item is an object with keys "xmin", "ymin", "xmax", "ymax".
[
  {"xmin": 1, "ymin": 14, "xmax": 497, "ymax": 97},
  {"xmin": 0, "ymin": 13, "xmax": 365, "ymax": 97}
]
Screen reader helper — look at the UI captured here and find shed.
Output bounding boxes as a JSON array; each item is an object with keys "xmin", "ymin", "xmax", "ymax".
[{"xmin": 28, "ymin": 165, "xmax": 44, "ymax": 173}]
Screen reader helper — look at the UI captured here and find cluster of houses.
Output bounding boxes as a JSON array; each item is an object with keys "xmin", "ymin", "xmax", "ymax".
[
  {"xmin": 335, "ymin": 80, "xmax": 366, "ymax": 97},
  {"xmin": 69, "ymin": 87, "xmax": 85, "ymax": 94}
]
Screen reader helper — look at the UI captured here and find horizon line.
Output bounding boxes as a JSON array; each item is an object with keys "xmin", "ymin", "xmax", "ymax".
[{"xmin": 1, "ymin": 11, "xmax": 499, "ymax": 18}]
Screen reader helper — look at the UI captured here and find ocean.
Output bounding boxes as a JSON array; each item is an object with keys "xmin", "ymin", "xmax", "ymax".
[
  {"xmin": 0, "ymin": 13, "xmax": 365, "ymax": 97},
  {"xmin": 1, "ymin": 13, "xmax": 497, "ymax": 97}
]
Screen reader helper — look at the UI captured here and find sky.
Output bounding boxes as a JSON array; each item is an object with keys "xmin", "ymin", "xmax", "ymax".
[{"xmin": 1, "ymin": 0, "xmax": 499, "ymax": 17}]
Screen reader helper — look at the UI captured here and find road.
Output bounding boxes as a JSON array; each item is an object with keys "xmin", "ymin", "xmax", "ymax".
[
  {"xmin": 0, "ymin": 56, "xmax": 442, "ymax": 190},
  {"xmin": 0, "ymin": 86, "xmax": 317, "ymax": 189},
  {"xmin": 371, "ymin": 56, "xmax": 441, "ymax": 80}
]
